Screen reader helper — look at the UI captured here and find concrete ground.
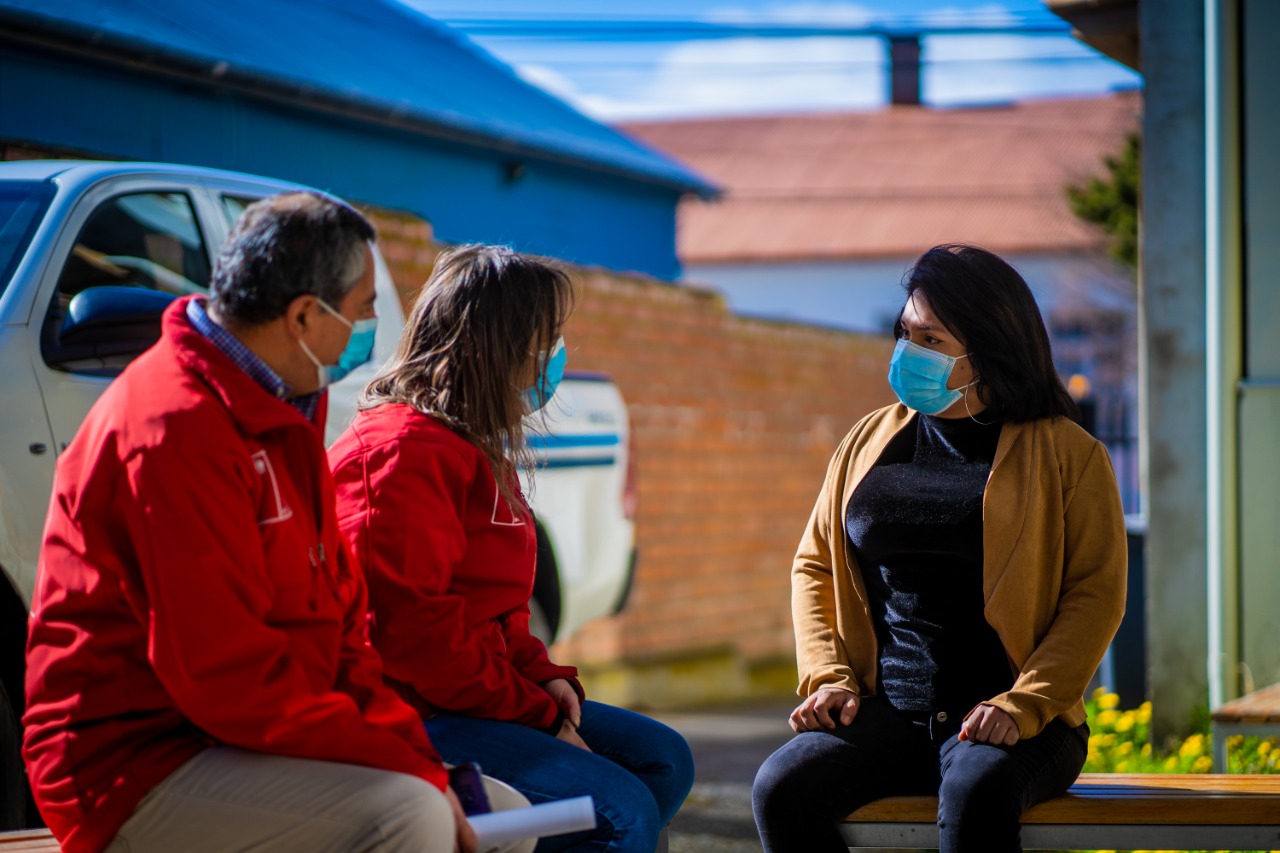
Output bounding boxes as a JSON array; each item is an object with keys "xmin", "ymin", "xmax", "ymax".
[{"xmin": 652, "ymin": 701, "xmax": 796, "ymax": 853}]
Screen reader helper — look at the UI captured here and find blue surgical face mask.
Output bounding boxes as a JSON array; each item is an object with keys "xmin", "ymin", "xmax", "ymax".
[
  {"xmin": 299, "ymin": 298, "xmax": 378, "ymax": 390},
  {"xmin": 525, "ymin": 336, "xmax": 566, "ymax": 411},
  {"xmin": 887, "ymin": 338, "xmax": 976, "ymax": 415}
]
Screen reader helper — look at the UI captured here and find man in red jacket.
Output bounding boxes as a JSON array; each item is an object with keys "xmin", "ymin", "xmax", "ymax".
[{"xmin": 23, "ymin": 193, "xmax": 524, "ymax": 853}]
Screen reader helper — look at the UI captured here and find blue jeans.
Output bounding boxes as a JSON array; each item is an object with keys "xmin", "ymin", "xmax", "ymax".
[
  {"xmin": 752, "ymin": 696, "xmax": 1088, "ymax": 853},
  {"xmin": 426, "ymin": 701, "xmax": 694, "ymax": 853}
]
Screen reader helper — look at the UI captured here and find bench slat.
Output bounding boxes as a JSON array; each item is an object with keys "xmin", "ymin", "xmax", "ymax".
[
  {"xmin": 846, "ymin": 774, "xmax": 1280, "ymax": 826},
  {"xmin": 1211, "ymin": 683, "xmax": 1280, "ymax": 724},
  {"xmin": 842, "ymin": 821, "xmax": 1280, "ymax": 851},
  {"xmin": 0, "ymin": 829, "xmax": 60, "ymax": 852}
]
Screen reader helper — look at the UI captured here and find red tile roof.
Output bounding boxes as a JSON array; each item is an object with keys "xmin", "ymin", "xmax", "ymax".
[{"xmin": 620, "ymin": 92, "xmax": 1141, "ymax": 263}]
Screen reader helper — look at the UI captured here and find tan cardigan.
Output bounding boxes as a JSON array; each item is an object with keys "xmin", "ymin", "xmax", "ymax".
[{"xmin": 793, "ymin": 403, "xmax": 1127, "ymax": 739}]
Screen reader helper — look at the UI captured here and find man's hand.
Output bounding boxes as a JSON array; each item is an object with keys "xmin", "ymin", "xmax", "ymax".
[
  {"xmin": 542, "ymin": 678, "xmax": 582, "ymax": 729},
  {"xmin": 555, "ymin": 718, "xmax": 592, "ymax": 751},
  {"xmin": 959, "ymin": 704, "xmax": 1020, "ymax": 746},
  {"xmin": 445, "ymin": 786, "xmax": 478, "ymax": 853},
  {"xmin": 789, "ymin": 687, "xmax": 860, "ymax": 733}
]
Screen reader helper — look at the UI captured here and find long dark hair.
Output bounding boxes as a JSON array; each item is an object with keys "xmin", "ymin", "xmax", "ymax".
[
  {"xmin": 893, "ymin": 244, "xmax": 1078, "ymax": 423},
  {"xmin": 362, "ymin": 244, "xmax": 574, "ymax": 505}
]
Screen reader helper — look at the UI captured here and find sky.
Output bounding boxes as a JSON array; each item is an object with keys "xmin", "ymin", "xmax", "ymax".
[{"xmin": 399, "ymin": 0, "xmax": 1142, "ymax": 122}]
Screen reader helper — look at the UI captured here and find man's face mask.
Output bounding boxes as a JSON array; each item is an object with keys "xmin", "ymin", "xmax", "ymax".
[{"xmin": 298, "ymin": 298, "xmax": 378, "ymax": 390}]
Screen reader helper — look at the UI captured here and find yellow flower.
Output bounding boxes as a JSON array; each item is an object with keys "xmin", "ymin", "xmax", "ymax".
[
  {"xmin": 1114, "ymin": 712, "xmax": 1136, "ymax": 733},
  {"xmin": 1179, "ymin": 733, "xmax": 1205, "ymax": 758},
  {"xmin": 1092, "ymin": 686, "xmax": 1108, "ymax": 701},
  {"xmin": 1192, "ymin": 755, "xmax": 1212, "ymax": 773},
  {"xmin": 1141, "ymin": 743, "xmax": 1152, "ymax": 757},
  {"xmin": 1136, "ymin": 701, "xmax": 1152, "ymax": 724},
  {"xmin": 1163, "ymin": 756, "xmax": 1179, "ymax": 771},
  {"xmin": 1099, "ymin": 692, "xmax": 1121, "ymax": 710},
  {"xmin": 1097, "ymin": 709, "xmax": 1120, "ymax": 728},
  {"xmin": 1117, "ymin": 741, "xmax": 1135, "ymax": 756},
  {"xmin": 1228, "ymin": 734, "xmax": 1244, "ymax": 748},
  {"xmin": 1115, "ymin": 760, "xmax": 1130, "ymax": 773},
  {"xmin": 1258, "ymin": 740, "xmax": 1273, "ymax": 756}
]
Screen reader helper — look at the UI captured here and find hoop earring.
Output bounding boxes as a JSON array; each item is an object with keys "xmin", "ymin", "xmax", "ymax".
[{"xmin": 964, "ymin": 384, "xmax": 995, "ymax": 425}]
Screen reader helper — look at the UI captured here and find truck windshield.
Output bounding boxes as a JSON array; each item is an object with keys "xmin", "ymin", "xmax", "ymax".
[{"xmin": 0, "ymin": 181, "xmax": 56, "ymax": 300}]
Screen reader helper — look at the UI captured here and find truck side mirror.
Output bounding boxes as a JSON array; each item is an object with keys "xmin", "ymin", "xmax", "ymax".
[{"xmin": 43, "ymin": 286, "xmax": 176, "ymax": 374}]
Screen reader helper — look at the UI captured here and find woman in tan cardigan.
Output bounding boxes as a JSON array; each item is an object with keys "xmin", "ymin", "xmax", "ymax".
[{"xmin": 753, "ymin": 244, "xmax": 1127, "ymax": 853}]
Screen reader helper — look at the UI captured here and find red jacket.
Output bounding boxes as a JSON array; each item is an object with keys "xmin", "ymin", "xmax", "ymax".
[
  {"xmin": 23, "ymin": 298, "xmax": 447, "ymax": 853},
  {"xmin": 329, "ymin": 404, "xmax": 580, "ymax": 732}
]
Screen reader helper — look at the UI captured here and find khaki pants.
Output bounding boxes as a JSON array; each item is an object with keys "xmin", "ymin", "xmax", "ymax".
[{"xmin": 105, "ymin": 747, "xmax": 535, "ymax": 853}]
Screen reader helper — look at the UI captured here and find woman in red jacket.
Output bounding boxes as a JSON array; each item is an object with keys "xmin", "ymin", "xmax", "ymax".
[{"xmin": 329, "ymin": 244, "xmax": 694, "ymax": 853}]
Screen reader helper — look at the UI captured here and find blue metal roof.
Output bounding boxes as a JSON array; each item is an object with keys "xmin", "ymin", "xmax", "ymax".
[{"xmin": 0, "ymin": 0, "xmax": 717, "ymax": 198}]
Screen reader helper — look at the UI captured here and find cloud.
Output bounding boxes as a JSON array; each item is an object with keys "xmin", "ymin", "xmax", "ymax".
[
  {"xmin": 700, "ymin": 2, "xmax": 1020, "ymax": 28},
  {"xmin": 701, "ymin": 2, "xmax": 877, "ymax": 25},
  {"xmin": 518, "ymin": 36, "xmax": 886, "ymax": 121},
  {"xmin": 639, "ymin": 36, "xmax": 886, "ymax": 118},
  {"xmin": 514, "ymin": 63, "xmax": 657, "ymax": 120},
  {"xmin": 916, "ymin": 3, "xmax": 1019, "ymax": 28},
  {"xmin": 515, "ymin": 63, "xmax": 589, "ymax": 107},
  {"xmin": 924, "ymin": 33, "xmax": 1140, "ymax": 104},
  {"xmin": 501, "ymin": 2, "xmax": 1140, "ymax": 121}
]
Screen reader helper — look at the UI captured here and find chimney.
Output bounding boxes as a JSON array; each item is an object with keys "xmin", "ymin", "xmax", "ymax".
[{"xmin": 888, "ymin": 34, "xmax": 922, "ymax": 106}]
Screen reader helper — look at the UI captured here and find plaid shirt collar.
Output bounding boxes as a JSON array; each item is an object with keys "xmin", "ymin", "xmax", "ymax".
[{"xmin": 186, "ymin": 298, "xmax": 320, "ymax": 422}]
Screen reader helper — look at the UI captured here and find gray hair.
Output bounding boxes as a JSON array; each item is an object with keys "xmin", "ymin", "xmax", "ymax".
[{"xmin": 208, "ymin": 191, "xmax": 375, "ymax": 326}]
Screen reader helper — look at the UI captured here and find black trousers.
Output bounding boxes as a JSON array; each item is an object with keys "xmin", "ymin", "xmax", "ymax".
[{"xmin": 752, "ymin": 696, "xmax": 1088, "ymax": 853}]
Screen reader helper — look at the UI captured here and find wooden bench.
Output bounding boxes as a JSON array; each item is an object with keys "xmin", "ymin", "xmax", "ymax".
[
  {"xmin": 842, "ymin": 773, "xmax": 1280, "ymax": 850},
  {"xmin": 0, "ymin": 829, "xmax": 58, "ymax": 851},
  {"xmin": 1212, "ymin": 682, "xmax": 1280, "ymax": 770}
]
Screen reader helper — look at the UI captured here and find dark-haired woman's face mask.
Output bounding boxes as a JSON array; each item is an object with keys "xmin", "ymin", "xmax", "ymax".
[
  {"xmin": 890, "ymin": 292, "xmax": 979, "ymax": 416},
  {"xmin": 887, "ymin": 339, "xmax": 975, "ymax": 414}
]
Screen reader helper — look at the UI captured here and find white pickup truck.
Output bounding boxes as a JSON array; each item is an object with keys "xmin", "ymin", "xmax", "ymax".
[{"xmin": 0, "ymin": 160, "xmax": 636, "ymax": 828}]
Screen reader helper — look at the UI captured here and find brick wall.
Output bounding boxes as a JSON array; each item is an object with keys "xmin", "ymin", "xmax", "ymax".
[
  {"xmin": 1, "ymin": 141, "xmax": 106, "ymax": 161},
  {"xmin": 361, "ymin": 207, "xmax": 442, "ymax": 309}
]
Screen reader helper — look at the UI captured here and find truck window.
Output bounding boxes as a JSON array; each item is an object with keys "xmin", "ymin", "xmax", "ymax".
[
  {"xmin": 52, "ymin": 192, "xmax": 211, "ymax": 302},
  {"xmin": 0, "ymin": 181, "xmax": 56, "ymax": 299},
  {"xmin": 221, "ymin": 195, "xmax": 260, "ymax": 226},
  {"xmin": 42, "ymin": 192, "xmax": 212, "ymax": 374}
]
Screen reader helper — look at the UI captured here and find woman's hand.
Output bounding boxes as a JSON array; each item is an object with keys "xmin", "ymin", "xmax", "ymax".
[
  {"xmin": 445, "ymin": 785, "xmax": 479, "ymax": 853},
  {"xmin": 542, "ymin": 678, "xmax": 582, "ymax": 729},
  {"xmin": 555, "ymin": 718, "xmax": 592, "ymax": 751},
  {"xmin": 789, "ymin": 687, "xmax": 860, "ymax": 732},
  {"xmin": 960, "ymin": 704, "xmax": 1020, "ymax": 746}
]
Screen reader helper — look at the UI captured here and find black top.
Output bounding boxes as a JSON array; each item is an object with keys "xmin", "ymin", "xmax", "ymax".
[{"xmin": 844, "ymin": 413, "xmax": 1014, "ymax": 716}]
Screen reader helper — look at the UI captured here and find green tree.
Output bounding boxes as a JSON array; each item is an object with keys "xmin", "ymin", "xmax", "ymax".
[{"xmin": 1067, "ymin": 132, "xmax": 1140, "ymax": 268}]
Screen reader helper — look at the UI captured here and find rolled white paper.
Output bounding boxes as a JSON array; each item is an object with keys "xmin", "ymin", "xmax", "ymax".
[{"xmin": 469, "ymin": 796, "xmax": 596, "ymax": 846}]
